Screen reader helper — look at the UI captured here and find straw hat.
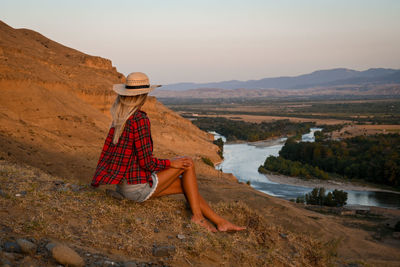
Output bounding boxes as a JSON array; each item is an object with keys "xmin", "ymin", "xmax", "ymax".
[{"xmin": 113, "ymin": 72, "xmax": 161, "ymax": 96}]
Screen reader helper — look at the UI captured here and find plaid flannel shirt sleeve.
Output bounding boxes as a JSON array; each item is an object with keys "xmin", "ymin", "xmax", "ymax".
[{"xmin": 133, "ymin": 115, "xmax": 170, "ymax": 172}]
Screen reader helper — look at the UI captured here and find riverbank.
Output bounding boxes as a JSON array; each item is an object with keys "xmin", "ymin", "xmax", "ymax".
[
  {"xmin": 265, "ymin": 172, "xmax": 400, "ymax": 194},
  {"xmin": 225, "ymin": 136, "xmax": 286, "ymax": 147}
]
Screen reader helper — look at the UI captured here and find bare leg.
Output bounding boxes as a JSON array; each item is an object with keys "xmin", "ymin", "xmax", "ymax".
[
  {"xmin": 153, "ymin": 165, "xmax": 245, "ymax": 232},
  {"xmin": 154, "ymin": 163, "xmax": 217, "ymax": 232}
]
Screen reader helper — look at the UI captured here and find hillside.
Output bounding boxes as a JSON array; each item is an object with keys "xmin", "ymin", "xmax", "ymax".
[
  {"xmin": 0, "ymin": 20, "xmax": 220, "ymax": 182},
  {"xmin": 1, "ymin": 20, "xmax": 400, "ymax": 266}
]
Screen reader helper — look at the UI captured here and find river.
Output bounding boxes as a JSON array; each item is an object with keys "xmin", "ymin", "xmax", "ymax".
[{"xmin": 212, "ymin": 129, "xmax": 400, "ymax": 209}]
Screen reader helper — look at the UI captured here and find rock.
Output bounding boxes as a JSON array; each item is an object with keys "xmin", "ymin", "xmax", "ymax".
[
  {"xmin": 102, "ymin": 259, "xmax": 118, "ymax": 266},
  {"xmin": 3, "ymin": 241, "xmax": 21, "ymax": 253},
  {"xmin": 106, "ymin": 189, "xmax": 124, "ymax": 200},
  {"xmin": 70, "ymin": 184, "xmax": 81, "ymax": 192},
  {"xmin": 19, "ymin": 256, "xmax": 37, "ymax": 267},
  {"xmin": 16, "ymin": 239, "xmax": 37, "ymax": 255},
  {"xmin": 153, "ymin": 228, "xmax": 159, "ymax": 233},
  {"xmin": 56, "ymin": 187, "xmax": 69, "ymax": 193},
  {"xmin": 152, "ymin": 245, "xmax": 175, "ymax": 257},
  {"xmin": 177, "ymin": 234, "xmax": 185, "ymax": 240},
  {"xmin": 45, "ymin": 242, "xmax": 57, "ymax": 252},
  {"xmin": 51, "ymin": 244, "xmax": 85, "ymax": 267},
  {"xmin": 54, "ymin": 180, "xmax": 64, "ymax": 186},
  {"xmin": 123, "ymin": 262, "xmax": 137, "ymax": 267},
  {"xmin": 279, "ymin": 233, "xmax": 288, "ymax": 239},
  {"xmin": 393, "ymin": 232, "xmax": 400, "ymax": 239}
]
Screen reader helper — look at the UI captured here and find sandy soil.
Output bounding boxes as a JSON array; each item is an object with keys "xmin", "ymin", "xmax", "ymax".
[{"xmin": 265, "ymin": 173, "xmax": 400, "ymax": 194}]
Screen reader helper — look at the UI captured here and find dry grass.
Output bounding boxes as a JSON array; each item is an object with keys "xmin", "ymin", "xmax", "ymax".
[{"xmin": 0, "ymin": 160, "xmax": 336, "ymax": 266}]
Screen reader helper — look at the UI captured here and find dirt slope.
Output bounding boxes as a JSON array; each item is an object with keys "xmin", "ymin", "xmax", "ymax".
[{"xmin": 1, "ymin": 20, "xmax": 399, "ymax": 266}]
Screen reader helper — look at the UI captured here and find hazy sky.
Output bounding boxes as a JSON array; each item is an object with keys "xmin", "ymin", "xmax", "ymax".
[{"xmin": 2, "ymin": 0, "xmax": 400, "ymax": 84}]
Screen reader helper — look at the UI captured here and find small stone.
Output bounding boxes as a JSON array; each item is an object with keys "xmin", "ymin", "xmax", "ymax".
[
  {"xmin": 51, "ymin": 244, "xmax": 85, "ymax": 267},
  {"xmin": 16, "ymin": 239, "xmax": 37, "ymax": 254},
  {"xmin": 70, "ymin": 184, "xmax": 81, "ymax": 192},
  {"xmin": 19, "ymin": 255, "xmax": 36, "ymax": 267},
  {"xmin": 279, "ymin": 233, "xmax": 288, "ymax": 239},
  {"xmin": 106, "ymin": 189, "xmax": 124, "ymax": 200},
  {"xmin": 177, "ymin": 234, "xmax": 185, "ymax": 240},
  {"xmin": 20, "ymin": 191, "xmax": 27, "ymax": 196},
  {"xmin": 152, "ymin": 245, "xmax": 175, "ymax": 257},
  {"xmin": 54, "ymin": 180, "xmax": 64, "ymax": 186},
  {"xmin": 57, "ymin": 187, "xmax": 69, "ymax": 193},
  {"xmin": 46, "ymin": 242, "xmax": 57, "ymax": 252},
  {"xmin": 124, "ymin": 261, "xmax": 137, "ymax": 267},
  {"xmin": 153, "ymin": 228, "xmax": 159, "ymax": 233},
  {"xmin": 4, "ymin": 241, "xmax": 21, "ymax": 253},
  {"xmin": 167, "ymin": 236, "xmax": 173, "ymax": 239},
  {"xmin": 102, "ymin": 260, "xmax": 118, "ymax": 266}
]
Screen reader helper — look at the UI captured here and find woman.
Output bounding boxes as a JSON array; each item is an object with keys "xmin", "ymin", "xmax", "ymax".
[{"xmin": 91, "ymin": 72, "xmax": 245, "ymax": 232}]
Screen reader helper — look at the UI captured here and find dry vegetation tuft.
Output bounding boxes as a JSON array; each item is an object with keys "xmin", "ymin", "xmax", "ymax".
[{"xmin": 0, "ymin": 160, "xmax": 335, "ymax": 266}]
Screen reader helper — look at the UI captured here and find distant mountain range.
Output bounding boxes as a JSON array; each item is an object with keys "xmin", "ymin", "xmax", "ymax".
[{"xmin": 161, "ymin": 68, "xmax": 400, "ymax": 91}]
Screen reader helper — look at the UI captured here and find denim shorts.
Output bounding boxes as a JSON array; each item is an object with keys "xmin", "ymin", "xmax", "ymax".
[{"xmin": 116, "ymin": 173, "xmax": 158, "ymax": 202}]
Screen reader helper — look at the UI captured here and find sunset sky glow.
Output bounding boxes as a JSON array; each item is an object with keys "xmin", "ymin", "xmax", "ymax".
[{"xmin": 2, "ymin": 0, "xmax": 400, "ymax": 84}]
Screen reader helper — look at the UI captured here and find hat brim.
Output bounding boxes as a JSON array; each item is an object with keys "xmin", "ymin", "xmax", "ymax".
[{"xmin": 112, "ymin": 84, "xmax": 161, "ymax": 96}]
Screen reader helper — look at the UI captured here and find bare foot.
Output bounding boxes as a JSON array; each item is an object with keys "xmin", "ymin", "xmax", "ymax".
[
  {"xmin": 217, "ymin": 220, "xmax": 246, "ymax": 232},
  {"xmin": 191, "ymin": 217, "xmax": 217, "ymax": 232}
]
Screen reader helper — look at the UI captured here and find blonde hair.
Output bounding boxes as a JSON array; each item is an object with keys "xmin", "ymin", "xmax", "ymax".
[{"xmin": 110, "ymin": 94, "xmax": 148, "ymax": 144}]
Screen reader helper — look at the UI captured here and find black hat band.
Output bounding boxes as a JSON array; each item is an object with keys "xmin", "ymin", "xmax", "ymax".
[{"xmin": 125, "ymin": 85, "xmax": 150, "ymax": 89}]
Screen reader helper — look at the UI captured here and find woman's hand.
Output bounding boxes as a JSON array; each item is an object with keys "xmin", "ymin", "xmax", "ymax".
[{"xmin": 170, "ymin": 156, "xmax": 193, "ymax": 169}]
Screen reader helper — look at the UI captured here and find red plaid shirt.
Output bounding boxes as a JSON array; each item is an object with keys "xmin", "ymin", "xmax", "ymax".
[{"xmin": 91, "ymin": 110, "xmax": 170, "ymax": 187}]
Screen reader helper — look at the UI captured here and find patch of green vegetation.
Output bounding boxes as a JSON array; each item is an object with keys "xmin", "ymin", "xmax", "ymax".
[
  {"xmin": 213, "ymin": 138, "xmax": 224, "ymax": 159},
  {"xmin": 278, "ymin": 134, "xmax": 400, "ymax": 187},
  {"xmin": 303, "ymin": 187, "xmax": 348, "ymax": 207},
  {"xmin": 259, "ymin": 156, "xmax": 329, "ymax": 180},
  {"xmin": 201, "ymin": 157, "xmax": 214, "ymax": 167},
  {"xmin": 193, "ymin": 117, "xmax": 314, "ymax": 142}
]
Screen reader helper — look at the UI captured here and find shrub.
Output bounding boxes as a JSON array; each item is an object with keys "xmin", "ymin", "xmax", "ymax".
[
  {"xmin": 213, "ymin": 138, "xmax": 224, "ymax": 159},
  {"xmin": 304, "ymin": 187, "xmax": 347, "ymax": 207},
  {"xmin": 201, "ymin": 157, "xmax": 214, "ymax": 167},
  {"xmin": 296, "ymin": 196, "xmax": 305, "ymax": 204}
]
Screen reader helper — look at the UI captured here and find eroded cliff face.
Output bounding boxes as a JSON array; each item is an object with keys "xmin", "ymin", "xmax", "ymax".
[{"xmin": 0, "ymin": 20, "xmax": 219, "ymax": 182}]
